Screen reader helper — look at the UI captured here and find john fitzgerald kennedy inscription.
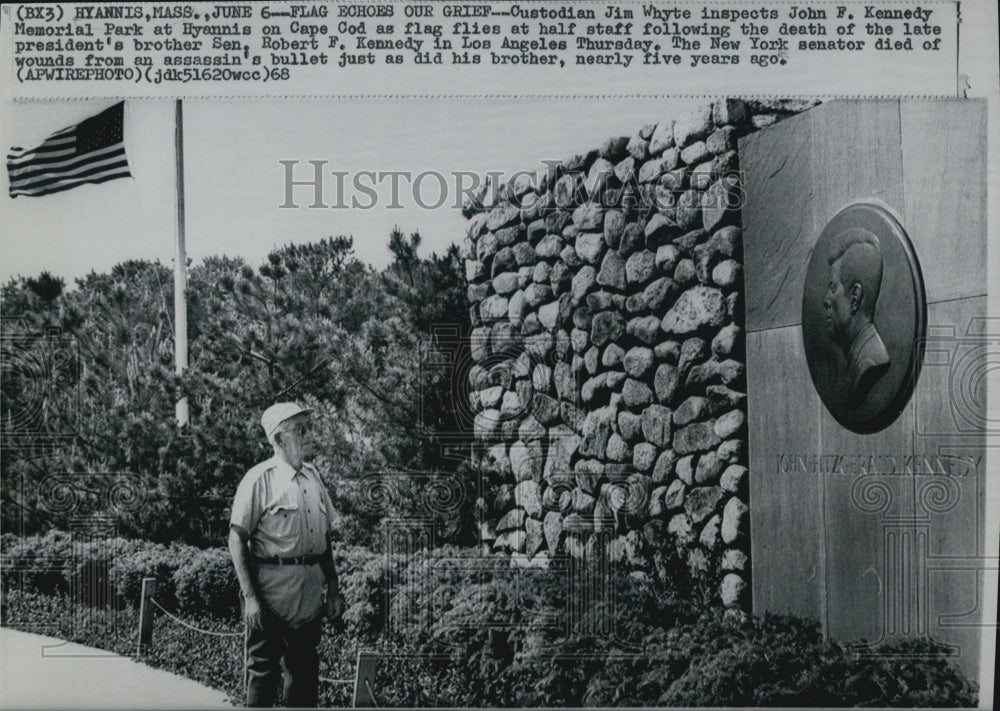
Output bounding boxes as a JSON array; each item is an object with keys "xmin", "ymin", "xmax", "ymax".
[{"xmin": 802, "ymin": 203, "xmax": 926, "ymax": 433}]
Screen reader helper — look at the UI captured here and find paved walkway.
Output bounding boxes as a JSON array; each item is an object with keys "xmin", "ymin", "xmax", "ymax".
[{"xmin": 0, "ymin": 627, "xmax": 234, "ymax": 709}]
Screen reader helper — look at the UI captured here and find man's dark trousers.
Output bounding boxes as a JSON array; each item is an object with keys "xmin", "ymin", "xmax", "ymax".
[{"xmin": 246, "ymin": 612, "xmax": 322, "ymax": 707}]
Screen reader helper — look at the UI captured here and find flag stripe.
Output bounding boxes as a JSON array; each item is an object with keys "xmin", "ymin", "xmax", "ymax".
[
  {"xmin": 9, "ymin": 143, "xmax": 126, "ymax": 179},
  {"xmin": 10, "ymin": 169, "xmax": 133, "ymax": 198},
  {"xmin": 8, "ymin": 137, "xmax": 77, "ymax": 161},
  {"xmin": 9, "ymin": 157, "xmax": 130, "ymax": 195},
  {"xmin": 9, "ymin": 153, "xmax": 128, "ymax": 187},
  {"xmin": 7, "ymin": 102, "xmax": 131, "ymax": 198},
  {"xmin": 11, "ymin": 152, "xmax": 128, "ymax": 187},
  {"xmin": 9, "ymin": 125, "xmax": 74, "ymax": 146},
  {"xmin": 10, "ymin": 163, "xmax": 131, "ymax": 196},
  {"xmin": 8, "ymin": 129, "xmax": 76, "ymax": 159},
  {"xmin": 7, "ymin": 145, "xmax": 78, "ymax": 168}
]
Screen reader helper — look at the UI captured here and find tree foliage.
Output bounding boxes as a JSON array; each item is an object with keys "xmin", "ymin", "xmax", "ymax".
[{"xmin": 1, "ymin": 231, "xmax": 472, "ymax": 548}]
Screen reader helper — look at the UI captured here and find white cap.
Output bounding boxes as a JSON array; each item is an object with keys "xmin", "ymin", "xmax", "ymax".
[{"xmin": 260, "ymin": 402, "xmax": 313, "ymax": 439}]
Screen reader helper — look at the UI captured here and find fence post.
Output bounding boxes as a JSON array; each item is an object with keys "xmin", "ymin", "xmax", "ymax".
[
  {"xmin": 352, "ymin": 651, "xmax": 378, "ymax": 707},
  {"xmin": 137, "ymin": 577, "xmax": 157, "ymax": 656}
]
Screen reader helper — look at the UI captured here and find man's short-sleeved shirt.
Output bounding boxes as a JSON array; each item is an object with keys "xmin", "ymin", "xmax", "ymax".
[{"xmin": 231, "ymin": 455, "xmax": 336, "ymax": 627}]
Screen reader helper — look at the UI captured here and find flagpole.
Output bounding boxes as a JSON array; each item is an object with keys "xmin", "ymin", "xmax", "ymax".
[{"xmin": 174, "ymin": 99, "xmax": 189, "ymax": 427}]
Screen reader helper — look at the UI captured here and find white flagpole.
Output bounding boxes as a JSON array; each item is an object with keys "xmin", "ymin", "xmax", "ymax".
[{"xmin": 174, "ymin": 99, "xmax": 189, "ymax": 427}]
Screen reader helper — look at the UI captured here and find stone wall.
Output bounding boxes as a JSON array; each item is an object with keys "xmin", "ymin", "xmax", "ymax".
[{"xmin": 461, "ymin": 99, "xmax": 815, "ymax": 608}]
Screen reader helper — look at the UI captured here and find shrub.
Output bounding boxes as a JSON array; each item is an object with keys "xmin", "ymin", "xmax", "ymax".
[
  {"xmin": 642, "ymin": 610, "xmax": 835, "ymax": 706},
  {"xmin": 1, "ymin": 587, "xmax": 137, "ymax": 653},
  {"xmin": 806, "ymin": 637, "xmax": 980, "ymax": 707},
  {"xmin": 2, "ymin": 533, "xmax": 204, "ymax": 611},
  {"xmin": 2, "ymin": 537, "xmax": 980, "ymax": 708},
  {"xmin": 0, "ymin": 533, "xmax": 19, "ymax": 555},
  {"xmin": 334, "ymin": 545, "xmax": 403, "ymax": 642},
  {"xmin": 585, "ymin": 608, "xmax": 978, "ymax": 708},
  {"xmin": 0, "ymin": 530, "xmax": 75, "ymax": 595},
  {"xmin": 337, "ymin": 547, "xmax": 976, "ymax": 708},
  {"xmin": 2, "ymin": 532, "xmax": 399, "ymax": 622},
  {"xmin": 363, "ymin": 546, "xmax": 697, "ymax": 707},
  {"xmin": 173, "ymin": 547, "xmax": 240, "ymax": 619},
  {"xmin": 112, "ymin": 541, "xmax": 186, "ymax": 610},
  {"xmin": 64, "ymin": 537, "xmax": 149, "ymax": 607},
  {"xmin": 1, "ymin": 531, "xmax": 150, "ymax": 605}
]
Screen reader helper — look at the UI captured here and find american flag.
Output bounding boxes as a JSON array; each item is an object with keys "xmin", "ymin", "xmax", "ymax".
[{"xmin": 7, "ymin": 102, "xmax": 132, "ymax": 198}]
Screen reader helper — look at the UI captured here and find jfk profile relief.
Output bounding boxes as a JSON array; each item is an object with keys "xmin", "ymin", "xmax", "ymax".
[{"xmin": 823, "ymin": 228, "xmax": 891, "ymax": 406}]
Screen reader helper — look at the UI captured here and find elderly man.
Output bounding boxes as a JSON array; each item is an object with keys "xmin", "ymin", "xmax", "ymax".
[{"xmin": 229, "ymin": 402, "xmax": 344, "ymax": 707}]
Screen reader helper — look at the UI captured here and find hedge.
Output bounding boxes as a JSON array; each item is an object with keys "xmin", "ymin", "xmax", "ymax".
[
  {"xmin": 1, "ymin": 531, "xmax": 237, "ymax": 616},
  {"xmin": 1, "ymin": 532, "xmax": 385, "ymax": 621},
  {"xmin": 361, "ymin": 550, "xmax": 977, "ymax": 707},
  {"xmin": 1, "ymin": 534, "xmax": 979, "ymax": 707}
]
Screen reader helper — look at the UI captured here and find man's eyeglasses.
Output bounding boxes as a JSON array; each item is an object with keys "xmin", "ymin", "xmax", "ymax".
[{"xmin": 282, "ymin": 422, "xmax": 312, "ymax": 437}]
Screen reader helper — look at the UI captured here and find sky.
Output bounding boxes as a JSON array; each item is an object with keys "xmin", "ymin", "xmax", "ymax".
[{"xmin": 1, "ymin": 97, "xmax": 700, "ymax": 284}]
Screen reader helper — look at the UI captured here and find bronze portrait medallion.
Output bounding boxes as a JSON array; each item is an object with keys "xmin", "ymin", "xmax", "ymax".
[{"xmin": 801, "ymin": 203, "xmax": 926, "ymax": 433}]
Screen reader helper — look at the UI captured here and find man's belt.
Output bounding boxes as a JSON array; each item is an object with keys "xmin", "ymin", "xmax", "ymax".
[{"xmin": 253, "ymin": 553, "xmax": 325, "ymax": 566}]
